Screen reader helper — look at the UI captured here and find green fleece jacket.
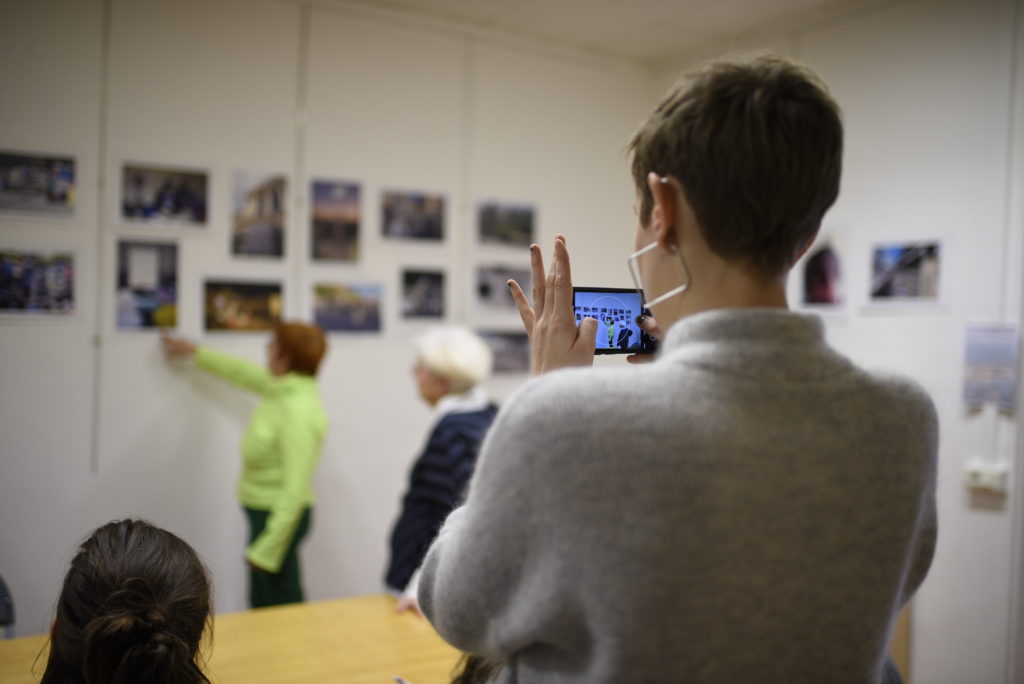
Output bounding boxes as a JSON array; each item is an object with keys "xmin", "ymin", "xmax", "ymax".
[{"xmin": 195, "ymin": 347, "xmax": 327, "ymax": 573}]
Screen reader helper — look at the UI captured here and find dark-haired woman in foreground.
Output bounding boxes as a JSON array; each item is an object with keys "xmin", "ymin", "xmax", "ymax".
[{"xmin": 42, "ymin": 519, "xmax": 212, "ymax": 684}]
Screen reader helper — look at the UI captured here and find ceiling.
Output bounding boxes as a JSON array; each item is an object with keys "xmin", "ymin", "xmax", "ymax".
[{"xmin": 314, "ymin": 0, "xmax": 894, "ymax": 65}]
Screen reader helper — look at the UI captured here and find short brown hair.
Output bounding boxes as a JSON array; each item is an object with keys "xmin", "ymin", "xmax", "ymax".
[
  {"xmin": 275, "ymin": 322, "xmax": 327, "ymax": 376},
  {"xmin": 629, "ymin": 55, "xmax": 843, "ymax": 277}
]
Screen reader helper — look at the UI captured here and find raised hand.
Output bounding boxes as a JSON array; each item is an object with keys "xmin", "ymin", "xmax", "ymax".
[{"xmin": 508, "ymin": 235, "xmax": 597, "ymax": 375}]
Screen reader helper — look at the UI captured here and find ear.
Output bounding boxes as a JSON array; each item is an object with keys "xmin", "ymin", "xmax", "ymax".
[{"xmin": 645, "ymin": 172, "xmax": 678, "ymax": 249}]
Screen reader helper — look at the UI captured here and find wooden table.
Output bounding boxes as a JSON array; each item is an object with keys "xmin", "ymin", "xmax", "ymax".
[{"xmin": 0, "ymin": 594, "xmax": 461, "ymax": 684}]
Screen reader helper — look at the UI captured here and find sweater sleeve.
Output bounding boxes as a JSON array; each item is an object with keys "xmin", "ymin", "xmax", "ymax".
[
  {"xmin": 194, "ymin": 347, "xmax": 275, "ymax": 396},
  {"xmin": 245, "ymin": 402, "xmax": 323, "ymax": 572},
  {"xmin": 417, "ymin": 383, "xmax": 562, "ymax": 658}
]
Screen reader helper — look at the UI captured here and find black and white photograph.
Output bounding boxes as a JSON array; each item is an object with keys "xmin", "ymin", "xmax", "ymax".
[
  {"xmin": 232, "ymin": 171, "xmax": 286, "ymax": 258},
  {"xmin": 401, "ymin": 268, "xmax": 444, "ymax": 318},
  {"xmin": 476, "ymin": 264, "xmax": 530, "ymax": 311},
  {"xmin": 478, "ymin": 201, "xmax": 534, "ymax": 247},
  {"xmin": 0, "ymin": 151, "xmax": 75, "ymax": 214},
  {"xmin": 313, "ymin": 283, "xmax": 383, "ymax": 333},
  {"xmin": 870, "ymin": 242, "xmax": 941, "ymax": 301},
  {"xmin": 311, "ymin": 179, "xmax": 360, "ymax": 261},
  {"xmin": 121, "ymin": 163, "xmax": 208, "ymax": 226},
  {"xmin": 382, "ymin": 191, "xmax": 444, "ymax": 241},
  {"xmin": 0, "ymin": 249, "xmax": 74, "ymax": 314},
  {"xmin": 204, "ymin": 280, "xmax": 283, "ymax": 331},
  {"xmin": 116, "ymin": 240, "xmax": 178, "ymax": 329},
  {"xmin": 478, "ymin": 330, "xmax": 530, "ymax": 374}
]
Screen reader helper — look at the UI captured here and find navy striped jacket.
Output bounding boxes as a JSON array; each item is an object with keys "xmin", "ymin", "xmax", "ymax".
[{"xmin": 385, "ymin": 404, "xmax": 499, "ymax": 592}]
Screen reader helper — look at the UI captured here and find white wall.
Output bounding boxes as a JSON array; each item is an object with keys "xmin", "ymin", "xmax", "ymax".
[
  {"xmin": 656, "ymin": 1, "xmax": 1024, "ymax": 682},
  {"xmin": 0, "ymin": 0, "xmax": 651, "ymax": 637}
]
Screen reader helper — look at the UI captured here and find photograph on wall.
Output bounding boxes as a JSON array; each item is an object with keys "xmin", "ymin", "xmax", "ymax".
[
  {"xmin": 0, "ymin": 249, "xmax": 74, "ymax": 314},
  {"xmin": 232, "ymin": 171, "xmax": 286, "ymax": 258},
  {"xmin": 802, "ymin": 245, "xmax": 843, "ymax": 306},
  {"xmin": 115, "ymin": 240, "xmax": 178, "ymax": 329},
  {"xmin": 313, "ymin": 282, "xmax": 382, "ymax": 333},
  {"xmin": 478, "ymin": 330, "xmax": 530, "ymax": 374},
  {"xmin": 401, "ymin": 268, "xmax": 444, "ymax": 318},
  {"xmin": 311, "ymin": 179, "xmax": 359, "ymax": 261},
  {"xmin": 476, "ymin": 264, "xmax": 530, "ymax": 312},
  {"xmin": 478, "ymin": 201, "xmax": 534, "ymax": 247},
  {"xmin": 0, "ymin": 151, "xmax": 75, "ymax": 214},
  {"xmin": 121, "ymin": 163, "xmax": 208, "ymax": 226},
  {"xmin": 870, "ymin": 242, "xmax": 941, "ymax": 301},
  {"xmin": 203, "ymin": 280, "xmax": 282, "ymax": 331},
  {"xmin": 382, "ymin": 190, "xmax": 444, "ymax": 241}
]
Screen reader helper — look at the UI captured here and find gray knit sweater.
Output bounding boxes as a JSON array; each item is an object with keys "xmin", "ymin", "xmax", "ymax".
[{"xmin": 419, "ymin": 309, "xmax": 938, "ymax": 683}]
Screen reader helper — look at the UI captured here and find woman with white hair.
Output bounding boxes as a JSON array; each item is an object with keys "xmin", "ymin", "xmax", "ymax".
[{"xmin": 385, "ymin": 326, "xmax": 498, "ymax": 613}]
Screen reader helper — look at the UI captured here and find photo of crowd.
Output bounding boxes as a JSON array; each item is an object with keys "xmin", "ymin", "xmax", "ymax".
[
  {"xmin": 311, "ymin": 180, "xmax": 360, "ymax": 261},
  {"xmin": 121, "ymin": 164, "xmax": 208, "ymax": 226},
  {"xmin": 313, "ymin": 283, "xmax": 382, "ymax": 333},
  {"xmin": 0, "ymin": 249, "xmax": 74, "ymax": 314},
  {"xmin": 401, "ymin": 269, "xmax": 444, "ymax": 318},
  {"xmin": 0, "ymin": 151, "xmax": 75, "ymax": 214},
  {"xmin": 203, "ymin": 280, "xmax": 282, "ymax": 331},
  {"xmin": 382, "ymin": 191, "xmax": 444, "ymax": 241},
  {"xmin": 116, "ymin": 240, "xmax": 178, "ymax": 329},
  {"xmin": 478, "ymin": 202, "xmax": 534, "ymax": 247},
  {"xmin": 233, "ymin": 172, "xmax": 286, "ymax": 258}
]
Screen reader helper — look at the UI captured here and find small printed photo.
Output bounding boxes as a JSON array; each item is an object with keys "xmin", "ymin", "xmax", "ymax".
[
  {"xmin": 311, "ymin": 179, "xmax": 360, "ymax": 261},
  {"xmin": 870, "ymin": 242, "xmax": 941, "ymax": 301},
  {"xmin": 402, "ymin": 268, "xmax": 444, "ymax": 318},
  {"xmin": 382, "ymin": 191, "xmax": 444, "ymax": 241},
  {"xmin": 204, "ymin": 280, "xmax": 282, "ymax": 331},
  {"xmin": 0, "ymin": 151, "xmax": 75, "ymax": 214},
  {"xmin": 121, "ymin": 163, "xmax": 208, "ymax": 226},
  {"xmin": 0, "ymin": 249, "xmax": 74, "ymax": 314},
  {"xmin": 116, "ymin": 240, "xmax": 178, "ymax": 329},
  {"xmin": 233, "ymin": 171, "xmax": 286, "ymax": 258},
  {"xmin": 313, "ymin": 282, "xmax": 382, "ymax": 333},
  {"xmin": 478, "ymin": 330, "xmax": 530, "ymax": 374},
  {"xmin": 477, "ymin": 264, "xmax": 530, "ymax": 311},
  {"xmin": 478, "ymin": 202, "xmax": 534, "ymax": 247},
  {"xmin": 802, "ymin": 245, "xmax": 842, "ymax": 306}
]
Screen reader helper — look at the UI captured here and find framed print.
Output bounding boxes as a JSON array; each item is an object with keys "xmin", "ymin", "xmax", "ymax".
[
  {"xmin": 313, "ymin": 282, "xmax": 382, "ymax": 333},
  {"xmin": 382, "ymin": 191, "xmax": 444, "ymax": 241},
  {"xmin": 116, "ymin": 239, "xmax": 178, "ymax": 329},
  {"xmin": 0, "ymin": 150, "xmax": 75, "ymax": 215},
  {"xmin": 478, "ymin": 330, "xmax": 530, "ymax": 374},
  {"xmin": 478, "ymin": 201, "xmax": 534, "ymax": 247},
  {"xmin": 870, "ymin": 242, "xmax": 941, "ymax": 302},
  {"xmin": 121, "ymin": 163, "xmax": 208, "ymax": 226},
  {"xmin": 0, "ymin": 249, "xmax": 74, "ymax": 314},
  {"xmin": 203, "ymin": 279, "xmax": 282, "ymax": 331},
  {"xmin": 311, "ymin": 179, "xmax": 359, "ymax": 261},
  {"xmin": 232, "ymin": 171, "xmax": 286, "ymax": 258},
  {"xmin": 401, "ymin": 268, "xmax": 444, "ymax": 318}
]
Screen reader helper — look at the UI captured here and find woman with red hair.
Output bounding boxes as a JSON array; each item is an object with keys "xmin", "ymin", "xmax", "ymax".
[{"xmin": 162, "ymin": 322, "xmax": 327, "ymax": 608}]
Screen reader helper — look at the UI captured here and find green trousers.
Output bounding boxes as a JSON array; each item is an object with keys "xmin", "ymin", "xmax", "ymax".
[{"xmin": 244, "ymin": 507, "xmax": 312, "ymax": 608}]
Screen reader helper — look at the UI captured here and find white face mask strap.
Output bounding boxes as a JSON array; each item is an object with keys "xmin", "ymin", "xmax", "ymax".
[{"xmin": 628, "ymin": 241, "xmax": 691, "ymax": 308}]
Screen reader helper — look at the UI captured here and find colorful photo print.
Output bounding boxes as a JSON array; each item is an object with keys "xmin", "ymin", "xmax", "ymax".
[
  {"xmin": 232, "ymin": 171, "xmax": 286, "ymax": 258},
  {"xmin": 477, "ymin": 264, "xmax": 530, "ymax": 311},
  {"xmin": 0, "ymin": 151, "xmax": 75, "ymax": 214},
  {"xmin": 870, "ymin": 242, "xmax": 941, "ymax": 300},
  {"xmin": 478, "ymin": 202, "xmax": 534, "ymax": 247},
  {"xmin": 311, "ymin": 180, "xmax": 359, "ymax": 261},
  {"xmin": 116, "ymin": 240, "xmax": 178, "ymax": 329},
  {"xmin": 313, "ymin": 282, "xmax": 382, "ymax": 333},
  {"xmin": 478, "ymin": 330, "xmax": 530, "ymax": 374},
  {"xmin": 382, "ymin": 191, "xmax": 444, "ymax": 241},
  {"xmin": 802, "ymin": 245, "xmax": 842, "ymax": 306},
  {"xmin": 121, "ymin": 163, "xmax": 208, "ymax": 226},
  {"xmin": 203, "ymin": 280, "xmax": 282, "ymax": 331},
  {"xmin": 0, "ymin": 249, "xmax": 74, "ymax": 314},
  {"xmin": 402, "ymin": 268, "xmax": 444, "ymax": 318}
]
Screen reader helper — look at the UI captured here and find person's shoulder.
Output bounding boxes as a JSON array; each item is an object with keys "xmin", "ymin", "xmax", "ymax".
[
  {"xmin": 498, "ymin": 363, "xmax": 647, "ymax": 426},
  {"xmin": 854, "ymin": 367, "xmax": 938, "ymax": 434}
]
